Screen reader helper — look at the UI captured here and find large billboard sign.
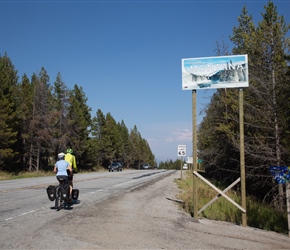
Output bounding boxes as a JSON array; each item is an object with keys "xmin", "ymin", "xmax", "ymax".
[{"xmin": 182, "ymin": 55, "xmax": 248, "ymax": 90}]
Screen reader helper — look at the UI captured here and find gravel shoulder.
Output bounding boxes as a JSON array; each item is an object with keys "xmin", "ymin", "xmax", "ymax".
[{"xmin": 24, "ymin": 170, "xmax": 290, "ymax": 249}]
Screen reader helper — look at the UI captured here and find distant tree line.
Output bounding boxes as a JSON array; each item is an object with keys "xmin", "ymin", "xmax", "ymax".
[
  {"xmin": 159, "ymin": 159, "xmax": 184, "ymax": 170},
  {"xmin": 198, "ymin": 1, "xmax": 290, "ymax": 211},
  {"xmin": 0, "ymin": 55, "xmax": 155, "ymax": 172}
]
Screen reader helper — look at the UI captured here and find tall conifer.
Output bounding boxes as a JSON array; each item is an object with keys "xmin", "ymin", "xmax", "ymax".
[
  {"xmin": 0, "ymin": 54, "xmax": 18, "ymax": 170},
  {"xmin": 67, "ymin": 84, "xmax": 91, "ymax": 166}
]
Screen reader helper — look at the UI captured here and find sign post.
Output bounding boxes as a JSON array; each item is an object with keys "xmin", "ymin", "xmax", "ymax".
[
  {"xmin": 239, "ymin": 88, "xmax": 247, "ymax": 227},
  {"xmin": 192, "ymin": 90, "xmax": 198, "ymax": 219},
  {"xmin": 287, "ymin": 183, "xmax": 290, "ymax": 237},
  {"xmin": 182, "ymin": 54, "xmax": 249, "ymax": 224},
  {"xmin": 178, "ymin": 145, "xmax": 186, "ymax": 179}
]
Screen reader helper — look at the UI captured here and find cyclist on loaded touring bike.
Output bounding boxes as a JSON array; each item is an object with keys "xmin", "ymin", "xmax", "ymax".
[
  {"xmin": 54, "ymin": 153, "xmax": 72, "ymax": 205},
  {"xmin": 54, "ymin": 152, "xmax": 72, "ymax": 193},
  {"xmin": 46, "ymin": 152, "xmax": 80, "ymax": 210}
]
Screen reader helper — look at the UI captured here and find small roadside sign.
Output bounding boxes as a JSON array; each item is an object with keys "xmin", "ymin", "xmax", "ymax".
[
  {"xmin": 187, "ymin": 157, "xmax": 193, "ymax": 164},
  {"xmin": 178, "ymin": 145, "xmax": 186, "ymax": 157}
]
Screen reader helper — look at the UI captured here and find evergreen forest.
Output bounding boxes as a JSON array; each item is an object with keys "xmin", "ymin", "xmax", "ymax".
[
  {"xmin": 198, "ymin": 1, "xmax": 290, "ymax": 212},
  {"xmin": 0, "ymin": 57, "xmax": 156, "ymax": 172}
]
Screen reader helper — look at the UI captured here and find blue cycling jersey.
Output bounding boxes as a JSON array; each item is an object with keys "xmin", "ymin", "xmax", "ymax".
[{"xmin": 55, "ymin": 160, "xmax": 70, "ymax": 176}]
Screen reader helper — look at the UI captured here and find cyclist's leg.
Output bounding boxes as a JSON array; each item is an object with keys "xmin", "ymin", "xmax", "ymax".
[{"xmin": 68, "ymin": 174, "xmax": 73, "ymax": 188}]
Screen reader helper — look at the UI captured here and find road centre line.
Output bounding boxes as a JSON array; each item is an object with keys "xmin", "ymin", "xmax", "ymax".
[
  {"xmin": 5, "ymin": 208, "xmax": 42, "ymax": 221},
  {"xmin": 4, "ymin": 172, "xmax": 162, "ymax": 221}
]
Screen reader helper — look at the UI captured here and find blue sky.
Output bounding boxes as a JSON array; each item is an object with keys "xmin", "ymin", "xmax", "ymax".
[{"xmin": 1, "ymin": 0, "xmax": 289, "ymax": 163}]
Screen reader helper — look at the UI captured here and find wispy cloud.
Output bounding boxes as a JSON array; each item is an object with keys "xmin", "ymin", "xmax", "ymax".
[
  {"xmin": 171, "ymin": 128, "xmax": 192, "ymax": 141},
  {"xmin": 140, "ymin": 121, "xmax": 193, "ymax": 161}
]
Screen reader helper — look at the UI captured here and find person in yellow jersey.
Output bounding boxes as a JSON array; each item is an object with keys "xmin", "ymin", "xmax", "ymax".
[{"xmin": 65, "ymin": 148, "xmax": 77, "ymax": 187}]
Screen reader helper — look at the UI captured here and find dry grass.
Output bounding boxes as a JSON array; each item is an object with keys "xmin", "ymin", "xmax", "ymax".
[
  {"xmin": 175, "ymin": 170, "xmax": 288, "ymax": 234},
  {"xmin": 0, "ymin": 170, "xmax": 54, "ymax": 180}
]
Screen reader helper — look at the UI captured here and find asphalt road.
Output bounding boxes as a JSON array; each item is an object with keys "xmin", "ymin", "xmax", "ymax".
[
  {"xmin": 0, "ymin": 170, "xmax": 172, "ymax": 222},
  {"xmin": 1, "ymin": 170, "xmax": 290, "ymax": 249}
]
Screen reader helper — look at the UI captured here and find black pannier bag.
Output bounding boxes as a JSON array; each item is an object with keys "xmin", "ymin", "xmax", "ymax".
[
  {"xmin": 46, "ymin": 185, "xmax": 56, "ymax": 201},
  {"xmin": 60, "ymin": 184, "xmax": 70, "ymax": 200},
  {"xmin": 72, "ymin": 189, "xmax": 79, "ymax": 200}
]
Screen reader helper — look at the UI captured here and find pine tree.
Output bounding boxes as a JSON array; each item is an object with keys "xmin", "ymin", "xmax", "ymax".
[
  {"xmin": 102, "ymin": 113, "xmax": 121, "ymax": 162},
  {"xmin": 130, "ymin": 125, "xmax": 143, "ymax": 169},
  {"xmin": 67, "ymin": 84, "xmax": 91, "ymax": 166},
  {"xmin": 118, "ymin": 120, "xmax": 132, "ymax": 168},
  {"xmin": 252, "ymin": 1, "xmax": 290, "ymax": 209},
  {"xmin": 27, "ymin": 68, "xmax": 53, "ymax": 171},
  {"xmin": 51, "ymin": 72, "xmax": 70, "ymax": 155},
  {"xmin": 231, "ymin": 5, "xmax": 256, "ymax": 55},
  {"xmin": 0, "ymin": 54, "xmax": 18, "ymax": 170},
  {"xmin": 140, "ymin": 138, "xmax": 155, "ymax": 166},
  {"xmin": 16, "ymin": 74, "xmax": 33, "ymax": 171},
  {"xmin": 90, "ymin": 109, "xmax": 106, "ymax": 166}
]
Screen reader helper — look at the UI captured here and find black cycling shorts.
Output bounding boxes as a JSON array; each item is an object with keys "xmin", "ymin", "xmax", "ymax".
[{"xmin": 56, "ymin": 175, "xmax": 69, "ymax": 184}]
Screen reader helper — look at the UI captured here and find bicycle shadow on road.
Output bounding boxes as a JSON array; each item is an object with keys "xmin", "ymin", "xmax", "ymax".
[{"xmin": 50, "ymin": 199, "xmax": 81, "ymax": 211}]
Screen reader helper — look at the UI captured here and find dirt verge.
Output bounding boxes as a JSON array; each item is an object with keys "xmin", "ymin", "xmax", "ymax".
[{"xmin": 35, "ymin": 171, "xmax": 290, "ymax": 249}]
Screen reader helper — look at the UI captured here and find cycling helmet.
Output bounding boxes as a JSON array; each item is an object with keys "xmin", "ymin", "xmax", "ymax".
[
  {"xmin": 66, "ymin": 148, "xmax": 73, "ymax": 154},
  {"xmin": 58, "ymin": 152, "xmax": 65, "ymax": 159}
]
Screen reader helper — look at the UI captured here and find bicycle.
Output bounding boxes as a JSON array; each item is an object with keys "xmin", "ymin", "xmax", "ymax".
[
  {"xmin": 47, "ymin": 178, "xmax": 79, "ymax": 211},
  {"xmin": 55, "ymin": 177, "xmax": 71, "ymax": 210}
]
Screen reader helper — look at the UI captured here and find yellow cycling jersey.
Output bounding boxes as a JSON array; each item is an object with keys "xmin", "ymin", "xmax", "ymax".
[{"xmin": 65, "ymin": 153, "xmax": 77, "ymax": 172}]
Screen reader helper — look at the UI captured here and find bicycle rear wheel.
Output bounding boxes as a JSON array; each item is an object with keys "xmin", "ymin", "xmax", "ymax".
[{"xmin": 55, "ymin": 187, "xmax": 63, "ymax": 210}]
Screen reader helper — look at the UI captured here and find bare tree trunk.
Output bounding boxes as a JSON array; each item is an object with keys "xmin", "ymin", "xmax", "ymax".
[
  {"xmin": 22, "ymin": 138, "xmax": 26, "ymax": 171},
  {"xmin": 29, "ymin": 143, "xmax": 33, "ymax": 172},
  {"xmin": 36, "ymin": 145, "xmax": 40, "ymax": 171},
  {"xmin": 272, "ymin": 66, "xmax": 284, "ymax": 210}
]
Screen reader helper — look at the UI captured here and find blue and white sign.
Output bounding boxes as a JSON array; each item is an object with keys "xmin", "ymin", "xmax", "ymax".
[
  {"xmin": 269, "ymin": 166, "xmax": 290, "ymax": 184},
  {"xmin": 182, "ymin": 55, "xmax": 248, "ymax": 90}
]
